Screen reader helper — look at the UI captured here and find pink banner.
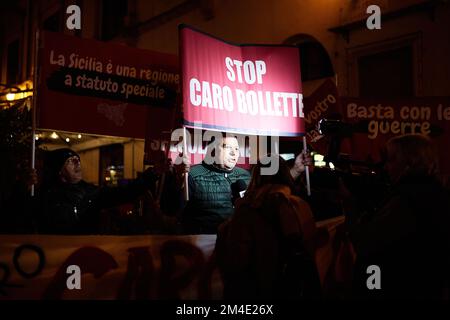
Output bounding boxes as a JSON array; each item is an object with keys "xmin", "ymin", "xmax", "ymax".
[
  {"xmin": 341, "ymin": 97, "xmax": 450, "ymax": 175},
  {"xmin": 38, "ymin": 31, "xmax": 179, "ymax": 138},
  {"xmin": 302, "ymin": 79, "xmax": 344, "ymax": 155},
  {"xmin": 180, "ymin": 25, "xmax": 305, "ymax": 136}
]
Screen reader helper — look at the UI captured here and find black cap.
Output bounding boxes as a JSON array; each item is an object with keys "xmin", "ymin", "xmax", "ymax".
[{"xmin": 46, "ymin": 148, "xmax": 80, "ymax": 174}]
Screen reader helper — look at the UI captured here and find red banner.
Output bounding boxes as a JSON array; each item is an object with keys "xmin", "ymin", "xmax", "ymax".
[
  {"xmin": 341, "ymin": 97, "xmax": 450, "ymax": 175},
  {"xmin": 180, "ymin": 26, "xmax": 305, "ymax": 136},
  {"xmin": 302, "ymin": 79, "xmax": 343, "ymax": 155},
  {"xmin": 38, "ymin": 31, "xmax": 179, "ymax": 138}
]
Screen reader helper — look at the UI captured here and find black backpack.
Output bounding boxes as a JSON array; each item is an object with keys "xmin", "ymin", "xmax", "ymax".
[
  {"xmin": 276, "ymin": 233, "xmax": 322, "ymax": 299},
  {"xmin": 216, "ymin": 194, "xmax": 323, "ymax": 299},
  {"xmin": 262, "ymin": 195, "xmax": 322, "ymax": 299}
]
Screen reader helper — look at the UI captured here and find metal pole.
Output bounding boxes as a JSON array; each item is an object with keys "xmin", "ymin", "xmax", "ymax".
[
  {"xmin": 183, "ymin": 126, "xmax": 189, "ymax": 201},
  {"xmin": 157, "ymin": 172, "xmax": 166, "ymax": 204},
  {"xmin": 30, "ymin": 30, "xmax": 39, "ymax": 197},
  {"xmin": 303, "ymin": 136, "xmax": 311, "ymax": 196},
  {"xmin": 132, "ymin": 138, "xmax": 135, "ymax": 179},
  {"xmin": 273, "ymin": 136, "xmax": 279, "ymax": 155}
]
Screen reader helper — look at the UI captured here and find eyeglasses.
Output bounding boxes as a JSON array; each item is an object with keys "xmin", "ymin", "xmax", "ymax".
[
  {"xmin": 222, "ymin": 144, "xmax": 239, "ymax": 151},
  {"xmin": 65, "ymin": 156, "xmax": 80, "ymax": 165}
]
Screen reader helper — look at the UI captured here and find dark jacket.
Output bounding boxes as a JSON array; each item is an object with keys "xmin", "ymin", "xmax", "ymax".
[
  {"xmin": 182, "ymin": 162, "xmax": 250, "ymax": 234},
  {"xmin": 36, "ymin": 177, "xmax": 151, "ymax": 235},
  {"xmin": 350, "ymin": 174, "xmax": 450, "ymax": 299},
  {"xmin": 215, "ymin": 184, "xmax": 321, "ymax": 299}
]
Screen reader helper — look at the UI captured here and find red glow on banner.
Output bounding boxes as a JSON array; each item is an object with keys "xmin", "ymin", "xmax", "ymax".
[
  {"xmin": 38, "ymin": 31, "xmax": 179, "ymax": 138},
  {"xmin": 180, "ymin": 26, "xmax": 305, "ymax": 136}
]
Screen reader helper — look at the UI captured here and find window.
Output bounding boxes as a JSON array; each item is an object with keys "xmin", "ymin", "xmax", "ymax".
[
  {"xmin": 7, "ymin": 39, "xmax": 20, "ymax": 84},
  {"xmin": 99, "ymin": 143, "xmax": 124, "ymax": 186},
  {"xmin": 101, "ymin": 0, "xmax": 128, "ymax": 41},
  {"xmin": 298, "ymin": 41, "xmax": 335, "ymax": 81},
  {"xmin": 43, "ymin": 11, "xmax": 61, "ymax": 32},
  {"xmin": 285, "ymin": 34, "xmax": 334, "ymax": 82},
  {"xmin": 358, "ymin": 46, "xmax": 414, "ymax": 98}
]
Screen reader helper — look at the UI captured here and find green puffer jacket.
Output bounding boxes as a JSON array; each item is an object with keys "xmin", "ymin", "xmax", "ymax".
[{"xmin": 182, "ymin": 162, "xmax": 251, "ymax": 234}]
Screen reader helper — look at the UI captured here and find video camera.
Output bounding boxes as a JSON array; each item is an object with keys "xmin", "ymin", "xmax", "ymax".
[{"xmin": 310, "ymin": 118, "xmax": 390, "ymax": 215}]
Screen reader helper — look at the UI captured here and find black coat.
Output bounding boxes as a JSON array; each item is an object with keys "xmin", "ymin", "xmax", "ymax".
[
  {"xmin": 350, "ymin": 174, "xmax": 450, "ymax": 299},
  {"xmin": 36, "ymin": 178, "xmax": 150, "ymax": 235}
]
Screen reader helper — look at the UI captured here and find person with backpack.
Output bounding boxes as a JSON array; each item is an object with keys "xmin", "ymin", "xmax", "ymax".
[{"xmin": 215, "ymin": 155, "xmax": 323, "ymax": 299}]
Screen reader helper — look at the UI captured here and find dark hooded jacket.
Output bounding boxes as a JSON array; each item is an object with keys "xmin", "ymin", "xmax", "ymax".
[
  {"xmin": 215, "ymin": 184, "xmax": 322, "ymax": 299},
  {"xmin": 36, "ymin": 175, "xmax": 154, "ymax": 235},
  {"xmin": 350, "ymin": 174, "xmax": 450, "ymax": 299}
]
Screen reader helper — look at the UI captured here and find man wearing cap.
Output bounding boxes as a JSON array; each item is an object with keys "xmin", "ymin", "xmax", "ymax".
[{"xmin": 36, "ymin": 148, "xmax": 155, "ymax": 234}]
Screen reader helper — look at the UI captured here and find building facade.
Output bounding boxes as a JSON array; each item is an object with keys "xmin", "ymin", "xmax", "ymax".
[{"xmin": 1, "ymin": 0, "xmax": 449, "ymax": 184}]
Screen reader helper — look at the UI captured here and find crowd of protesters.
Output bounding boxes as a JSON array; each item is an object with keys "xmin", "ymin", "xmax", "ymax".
[{"xmin": 0, "ymin": 133, "xmax": 449, "ymax": 299}]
